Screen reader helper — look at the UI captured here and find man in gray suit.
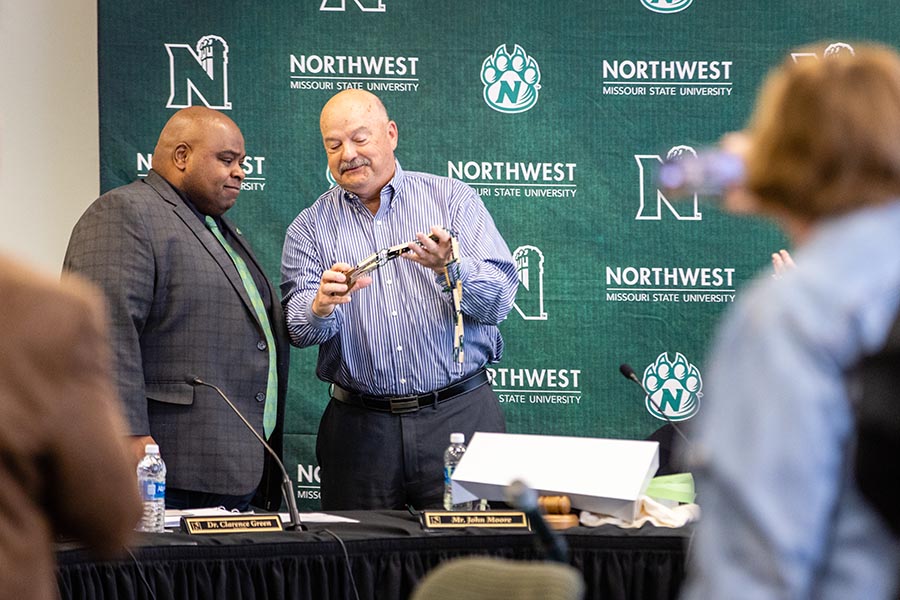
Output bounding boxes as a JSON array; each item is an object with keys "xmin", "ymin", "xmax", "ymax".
[{"xmin": 64, "ymin": 107, "xmax": 290, "ymax": 511}]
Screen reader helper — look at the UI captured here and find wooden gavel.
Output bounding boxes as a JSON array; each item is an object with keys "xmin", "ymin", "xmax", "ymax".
[
  {"xmin": 537, "ymin": 495, "xmax": 571, "ymax": 515},
  {"xmin": 537, "ymin": 495, "xmax": 579, "ymax": 529}
]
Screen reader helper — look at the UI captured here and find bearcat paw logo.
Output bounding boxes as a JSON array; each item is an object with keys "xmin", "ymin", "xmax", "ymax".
[
  {"xmin": 481, "ymin": 44, "xmax": 541, "ymax": 114},
  {"xmin": 641, "ymin": 352, "xmax": 702, "ymax": 421}
]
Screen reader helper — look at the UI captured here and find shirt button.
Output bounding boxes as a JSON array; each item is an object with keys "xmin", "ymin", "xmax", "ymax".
[
  {"xmin": 391, "ymin": 310, "xmax": 398, "ymax": 317},
  {"xmin": 255, "ymin": 392, "xmax": 265, "ymax": 402},
  {"xmin": 400, "ymin": 378, "xmax": 407, "ymax": 384},
  {"xmin": 396, "ymin": 345, "xmax": 403, "ymax": 352},
  {"xmin": 386, "ymin": 279, "xmax": 392, "ymax": 285},
  {"xmin": 257, "ymin": 340, "xmax": 267, "ymax": 351}
]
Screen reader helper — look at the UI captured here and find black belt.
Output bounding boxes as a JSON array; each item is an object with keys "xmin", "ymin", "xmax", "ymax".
[{"xmin": 330, "ymin": 369, "xmax": 489, "ymax": 414}]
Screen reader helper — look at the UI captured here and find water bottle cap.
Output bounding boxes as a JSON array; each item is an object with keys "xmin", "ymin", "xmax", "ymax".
[
  {"xmin": 450, "ymin": 433, "xmax": 465, "ymax": 444},
  {"xmin": 145, "ymin": 444, "xmax": 160, "ymax": 454}
]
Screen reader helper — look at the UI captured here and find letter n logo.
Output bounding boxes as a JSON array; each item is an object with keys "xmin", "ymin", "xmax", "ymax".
[
  {"xmin": 634, "ymin": 145, "xmax": 701, "ymax": 221},
  {"xmin": 166, "ymin": 35, "xmax": 232, "ymax": 110},
  {"xmin": 320, "ymin": 0, "xmax": 386, "ymax": 11}
]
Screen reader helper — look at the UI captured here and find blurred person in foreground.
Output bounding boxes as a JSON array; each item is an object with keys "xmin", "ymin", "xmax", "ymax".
[
  {"xmin": 681, "ymin": 43, "xmax": 900, "ymax": 598},
  {"xmin": 0, "ymin": 254, "xmax": 141, "ymax": 600}
]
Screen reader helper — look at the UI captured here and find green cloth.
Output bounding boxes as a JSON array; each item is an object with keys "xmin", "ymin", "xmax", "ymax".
[{"xmin": 646, "ymin": 473, "xmax": 696, "ymax": 504}]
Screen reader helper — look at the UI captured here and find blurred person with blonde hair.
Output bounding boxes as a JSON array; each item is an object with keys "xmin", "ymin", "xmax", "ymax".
[{"xmin": 682, "ymin": 43, "xmax": 900, "ymax": 599}]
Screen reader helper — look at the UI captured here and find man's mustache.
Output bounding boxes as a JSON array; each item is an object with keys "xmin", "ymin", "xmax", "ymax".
[{"xmin": 340, "ymin": 158, "xmax": 371, "ymax": 174}]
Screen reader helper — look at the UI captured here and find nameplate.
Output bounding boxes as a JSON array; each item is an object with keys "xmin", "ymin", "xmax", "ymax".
[
  {"xmin": 419, "ymin": 510, "xmax": 530, "ymax": 530},
  {"xmin": 180, "ymin": 515, "xmax": 284, "ymax": 535}
]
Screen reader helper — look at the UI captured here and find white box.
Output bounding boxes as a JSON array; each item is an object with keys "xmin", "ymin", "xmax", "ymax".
[{"xmin": 451, "ymin": 432, "xmax": 659, "ymax": 521}]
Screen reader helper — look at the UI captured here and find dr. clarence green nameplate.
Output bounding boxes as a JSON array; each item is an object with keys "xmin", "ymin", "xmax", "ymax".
[
  {"xmin": 420, "ymin": 510, "xmax": 530, "ymax": 530},
  {"xmin": 181, "ymin": 514, "xmax": 284, "ymax": 535}
]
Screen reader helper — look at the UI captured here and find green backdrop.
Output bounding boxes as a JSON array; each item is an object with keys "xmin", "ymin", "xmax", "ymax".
[{"xmin": 97, "ymin": 0, "xmax": 897, "ymax": 509}]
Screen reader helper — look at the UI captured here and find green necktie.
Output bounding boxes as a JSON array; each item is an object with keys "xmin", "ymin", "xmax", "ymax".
[{"xmin": 205, "ymin": 216, "xmax": 278, "ymax": 438}]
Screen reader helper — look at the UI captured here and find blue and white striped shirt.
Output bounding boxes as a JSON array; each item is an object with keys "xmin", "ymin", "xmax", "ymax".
[{"xmin": 280, "ymin": 161, "xmax": 518, "ymax": 396}]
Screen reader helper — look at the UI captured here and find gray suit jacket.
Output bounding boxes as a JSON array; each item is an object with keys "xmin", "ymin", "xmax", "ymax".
[{"xmin": 63, "ymin": 170, "xmax": 290, "ymax": 508}]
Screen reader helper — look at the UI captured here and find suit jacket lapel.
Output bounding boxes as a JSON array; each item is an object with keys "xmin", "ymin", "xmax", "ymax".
[
  {"xmin": 142, "ymin": 172, "xmax": 258, "ymax": 322},
  {"xmin": 222, "ymin": 215, "xmax": 287, "ymax": 347}
]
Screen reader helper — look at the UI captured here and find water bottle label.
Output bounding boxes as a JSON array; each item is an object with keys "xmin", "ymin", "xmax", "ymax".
[
  {"xmin": 444, "ymin": 465, "xmax": 454, "ymax": 486},
  {"xmin": 141, "ymin": 480, "xmax": 166, "ymax": 501}
]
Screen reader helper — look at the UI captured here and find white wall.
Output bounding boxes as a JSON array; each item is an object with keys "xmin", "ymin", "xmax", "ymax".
[{"xmin": 0, "ymin": 0, "xmax": 99, "ymax": 275}]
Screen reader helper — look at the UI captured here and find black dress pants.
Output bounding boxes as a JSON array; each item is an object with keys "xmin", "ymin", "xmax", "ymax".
[{"xmin": 316, "ymin": 382, "xmax": 506, "ymax": 510}]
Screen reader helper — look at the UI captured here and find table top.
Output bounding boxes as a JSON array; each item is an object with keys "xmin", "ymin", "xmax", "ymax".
[{"xmin": 57, "ymin": 509, "xmax": 691, "ymax": 562}]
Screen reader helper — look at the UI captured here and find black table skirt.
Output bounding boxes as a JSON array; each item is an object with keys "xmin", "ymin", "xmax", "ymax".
[{"xmin": 57, "ymin": 510, "xmax": 689, "ymax": 600}]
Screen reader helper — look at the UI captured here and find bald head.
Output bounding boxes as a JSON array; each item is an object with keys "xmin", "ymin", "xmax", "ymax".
[
  {"xmin": 151, "ymin": 107, "xmax": 246, "ymax": 216},
  {"xmin": 319, "ymin": 90, "xmax": 398, "ymax": 207},
  {"xmin": 320, "ymin": 90, "xmax": 389, "ymax": 131},
  {"xmin": 152, "ymin": 107, "xmax": 241, "ymax": 175}
]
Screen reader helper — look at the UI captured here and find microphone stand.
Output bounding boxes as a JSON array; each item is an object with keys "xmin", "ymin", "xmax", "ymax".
[
  {"xmin": 506, "ymin": 479, "xmax": 569, "ymax": 563},
  {"xmin": 187, "ymin": 376, "xmax": 305, "ymax": 531}
]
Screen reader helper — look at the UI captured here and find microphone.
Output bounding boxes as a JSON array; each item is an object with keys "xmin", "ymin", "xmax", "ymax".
[
  {"xmin": 506, "ymin": 479, "xmax": 569, "ymax": 564},
  {"xmin": 619, "ymin": 364, "xmax": 692, "ymax": 449},
  {"xmin": 185, "ymin": 375, "xmax": 305, "ymax": 531}
]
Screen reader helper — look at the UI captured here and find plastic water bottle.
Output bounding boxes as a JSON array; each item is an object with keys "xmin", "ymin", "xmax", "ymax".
[
  {"xmin": 136, "ymin": 443, "xmax": 167, "ymax": 532},
  {"xmin": 443, "ymin": 433, "xmax": 474, "ymax": 510}
]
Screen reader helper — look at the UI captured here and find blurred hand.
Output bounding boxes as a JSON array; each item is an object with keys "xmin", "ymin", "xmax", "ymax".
[
  {"xmin": 719, "ymin": 131, "xmax": 762, "ymax": 215},
  {"xmin": 771, "ymin": 249, "xmax": 796, "ymax": 279}
]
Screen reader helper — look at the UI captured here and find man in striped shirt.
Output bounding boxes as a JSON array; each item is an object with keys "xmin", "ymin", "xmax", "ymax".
[{"xmin": 281, "ymin": 90, "xmax": 518, "ymax": 510}]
